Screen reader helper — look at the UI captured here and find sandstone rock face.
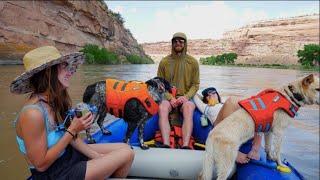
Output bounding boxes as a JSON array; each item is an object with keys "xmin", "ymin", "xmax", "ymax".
[
  {"xmin": 142, "ymin": 14, "xmax": 319, "ymax": 65},
  {"xmin": 0, "ymin": 1, "xmax": 147, "ymax": 63}
]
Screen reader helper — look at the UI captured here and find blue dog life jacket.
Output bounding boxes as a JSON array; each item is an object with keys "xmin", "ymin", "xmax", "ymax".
[{"xmin": 15, "ymin": 102, "xmax": 65, "ymax": 158}]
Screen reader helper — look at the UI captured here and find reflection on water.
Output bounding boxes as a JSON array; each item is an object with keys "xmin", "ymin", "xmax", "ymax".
[{"xmin": 0, "ymin": 64, "xmax": 318, "ymax": 179}]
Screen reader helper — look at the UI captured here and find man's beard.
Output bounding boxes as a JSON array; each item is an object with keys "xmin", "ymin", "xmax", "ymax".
[{"xmin": 174, "ymin": 46, "xmax": 184, "ymax": 53}]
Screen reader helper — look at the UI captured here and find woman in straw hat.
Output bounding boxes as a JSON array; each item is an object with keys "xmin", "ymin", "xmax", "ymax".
[{"xmin": 10, "ymin": 46, "xmax": 134, "ymax": 179}]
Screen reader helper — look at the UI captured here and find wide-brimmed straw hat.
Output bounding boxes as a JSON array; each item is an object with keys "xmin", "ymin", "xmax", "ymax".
[{"xmin": 10, "ymin": 46, "xmax": 85, "ymax": 94}]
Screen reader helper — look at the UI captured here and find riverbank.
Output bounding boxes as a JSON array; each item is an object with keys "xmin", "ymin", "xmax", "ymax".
[
  {"xmin": 0, "ymin": 60, "xmax": 22, "ymax": 65},
  {"xmin": 2, "ymin": 60, "xmax": 317, "ymax": 72},
  {"xmin": 209, "ymin": 63, "xmax": 319, "ymax": 71}
]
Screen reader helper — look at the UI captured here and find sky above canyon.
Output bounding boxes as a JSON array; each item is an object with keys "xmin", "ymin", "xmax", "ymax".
[{"xmin": 105, "ymin": 1, "xmax": 319, "ymax": 43}]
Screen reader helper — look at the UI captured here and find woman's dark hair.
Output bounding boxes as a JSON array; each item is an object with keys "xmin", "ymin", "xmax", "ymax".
[
  {"xmin": 202, "ymin": 87, "xmax": 221, "ymax": 104},
  {"xmin": 30, "ymin": 64, "xmax": 71, "ymax": 125}
]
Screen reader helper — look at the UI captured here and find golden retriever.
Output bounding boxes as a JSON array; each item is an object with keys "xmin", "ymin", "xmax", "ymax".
[{"xmin": 199, "ymin": 74, "xmax": 319, "ymax": 180}]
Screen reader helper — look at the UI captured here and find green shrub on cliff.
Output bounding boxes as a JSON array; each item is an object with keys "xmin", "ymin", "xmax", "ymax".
[
  {"xmin": 297, "ymin": 44, "xmax": 320, "ymax": 67},
  {"xmin": 109, "ymin": 11, "xmax": 125, "ymax": 24},
  {"xmin": 80, "ymin": 44, "xmax": 154, "ymax": 64},
  {"xmin": 126, "ymin": 54, "xmax": 154, "ymax": 64},
  {"xmin": 80, "ymin": 44, "xmax": 119, "ymax": 64},
  {"xmin": 200, "ymin": 52, "xmax": 237, "ymax": 65}
]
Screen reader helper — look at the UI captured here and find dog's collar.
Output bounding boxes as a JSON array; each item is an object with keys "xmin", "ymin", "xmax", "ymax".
[{"xmin": 284, "ymin": 87, "xmax": 302, "ymax": 108}]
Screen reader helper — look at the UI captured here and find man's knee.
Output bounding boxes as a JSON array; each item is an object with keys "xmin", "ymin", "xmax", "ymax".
[
  {"xmin": 159, "ymin": 100, "xmax": 171, "ymax": 112},
  {"xmin": 182, "ymin": 101, "xmax": 195, "ymax": 111}
]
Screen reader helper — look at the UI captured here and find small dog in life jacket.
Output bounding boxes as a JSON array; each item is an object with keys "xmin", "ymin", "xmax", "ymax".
[
  {"xmin": 199, "ymin": 74, "xmax": 320, "ymax": 180},
  {"xmin": 83, "ymin": 77, "xmax": 172, "ymax": 149}
]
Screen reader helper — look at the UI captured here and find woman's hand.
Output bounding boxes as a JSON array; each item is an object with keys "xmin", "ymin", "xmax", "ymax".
[{"xmin": 68, "ymin": 112, "xmax": 93, "ymax": 134}]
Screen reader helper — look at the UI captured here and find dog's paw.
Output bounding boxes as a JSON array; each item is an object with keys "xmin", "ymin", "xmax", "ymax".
[
  {"xmin": 267, "ymin": 151, "xmax": 277, "ymax": 161},
  {"xmin": 140, "ymin": 144, "xmax": 149, "ymax": 150}
]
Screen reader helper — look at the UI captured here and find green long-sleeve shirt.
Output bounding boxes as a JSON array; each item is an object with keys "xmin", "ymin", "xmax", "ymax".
[{"xmin": 157, "ymin": 54, "xmax": 200, "ymax": 100}]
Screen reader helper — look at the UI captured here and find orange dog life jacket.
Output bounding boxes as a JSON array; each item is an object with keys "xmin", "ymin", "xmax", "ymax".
[
  {"xmin": 105, "ymin": 79, "xmax": 159, "ymax": 118},
  {"xmin": 238, "ymin": 89, "xmax": 299, "ymax": 132}
]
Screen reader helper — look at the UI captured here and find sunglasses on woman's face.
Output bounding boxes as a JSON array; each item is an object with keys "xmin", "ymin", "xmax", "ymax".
[
  {"xmin": 207, "ymin": 90, "xmax": 217, "ymax": 95},
  {"xmin": 172, "ymin": 38, "xmax": 185, "ymax": 44},
  {"xmin": 60, "ymin": 62, "xmax": 78, "ymax": 73}
]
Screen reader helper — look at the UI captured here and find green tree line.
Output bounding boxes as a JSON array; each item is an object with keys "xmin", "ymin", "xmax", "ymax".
[
  {"xmin": 199, "ymin": 44, "xmax": 319, "ymax": 70},
  {"xmin": 80, "ymin": 44, "xmax": 154, "ymax": 65},
  {"xmin": 200, "ymin": 52, "xmax": 237, "ymax": 65},
  {"xmin": 297, "ymin": 44, "xmax": 320, "ymax": 67}
]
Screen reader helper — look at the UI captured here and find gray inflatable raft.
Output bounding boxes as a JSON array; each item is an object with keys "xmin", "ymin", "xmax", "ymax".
[{"xmin": 128, "ymin": 147, "xmax": 235, "ymax": 179}]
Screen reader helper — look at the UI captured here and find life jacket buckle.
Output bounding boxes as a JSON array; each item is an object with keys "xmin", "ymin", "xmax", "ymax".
[{"xmin": 273, "ymin": 95, "xmax": 280, "ymax": 102}]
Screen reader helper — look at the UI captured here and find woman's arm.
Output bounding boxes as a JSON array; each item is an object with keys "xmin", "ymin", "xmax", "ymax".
[
  {"xmin": 20, "ymin": 110, "xmax": 93, "ymax": 172},
  {"xmin": 20, "ymin": 109, "xmax": 74, "ymax": 172}
]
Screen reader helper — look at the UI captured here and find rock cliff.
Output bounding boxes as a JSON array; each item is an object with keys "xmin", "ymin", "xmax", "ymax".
[
  {"xmin": 0, "ymin": 1, "xmax": 147, "ymax": 63},
  {"xmin": 142, "ymin": 14, "xmax": 319, "ymax": 65}
]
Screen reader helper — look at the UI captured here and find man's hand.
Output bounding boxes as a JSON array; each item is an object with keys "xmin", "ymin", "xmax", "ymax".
[
  {"xmin": 176, "ymin": 96, "xmax": 188, "ymax": 105},
  {"xmin": 170, "ymin": 98, "xmax": 178, "ymax": 108}
]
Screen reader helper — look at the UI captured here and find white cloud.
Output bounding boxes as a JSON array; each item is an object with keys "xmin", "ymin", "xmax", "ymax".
[
  {"xmin": 109, "ymin": 2, "xmax": 318, "ymax": 43},
  {"xmin": 240, "ymin": 8, "xmax": 269, "ymax": 25},
  {"xmin": 134, "ymin": 2, "xmax": 269, "ymax": 43},
  {"xmin": 113, "ymin": 5, "xmax": 124, "ymax": 13},
  {"xmin": 129, "ymin": 8, "xmax": 137, "ymax": 13}
]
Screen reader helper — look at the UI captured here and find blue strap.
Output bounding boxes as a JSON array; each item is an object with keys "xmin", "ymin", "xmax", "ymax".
[
  {"xmin": 257, "ymin": 97, "xmax": 266, "ymax": 109},
  {"xmin": 265, "ymin": 123, "xmax": 271, "ymax": 132},
  {"xmin": 249, "ymin": 100, "xmax": 258, "ymax": 110},
  {"xmin": 37, "ymin": 102, "xmax": 50, "ymax": 133}
]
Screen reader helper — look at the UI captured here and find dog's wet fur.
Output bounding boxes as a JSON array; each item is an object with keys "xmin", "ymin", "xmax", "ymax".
[
  {"xmin": 83, "ymin": 77, "xmax": 171, "ymax": 149},
  {"xmin": 199, "ymin": 74, "xmax": 320, "ymax": 180}
]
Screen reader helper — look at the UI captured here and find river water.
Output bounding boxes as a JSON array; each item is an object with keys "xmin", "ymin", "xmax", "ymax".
[{"xmin": 0, "ymin": 64, "xmax": 318, "ymax": 179}]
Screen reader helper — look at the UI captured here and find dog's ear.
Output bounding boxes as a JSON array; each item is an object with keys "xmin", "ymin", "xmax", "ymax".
[
  {"xmin": 302, "ymin": 74, "xmax": 314, "ymax": 88},
  {"xmin": 146, "ymin": 79, "xmax": 159, "ymax": 90},
  {"xmin": 154, "ymin": 77, "xmax": 172, "ymax": 92}
]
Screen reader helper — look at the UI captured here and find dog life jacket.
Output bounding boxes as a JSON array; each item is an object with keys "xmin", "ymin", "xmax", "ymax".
[
  {"xmin": 238, "ymin": 89, "xmax": 299, "ymax": 132},
  {"xmin": 106, "ymin": 79, "xmax": 159, "ymax": 118},
  {"xmin": 154, "ymin": 126, "xmax": 195, "ymax": 149}
]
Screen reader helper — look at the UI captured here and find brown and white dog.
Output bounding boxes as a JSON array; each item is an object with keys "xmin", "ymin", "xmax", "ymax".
[{"xmin": 199, "ymin": 74, "xmax": 320, "ymax": 180}]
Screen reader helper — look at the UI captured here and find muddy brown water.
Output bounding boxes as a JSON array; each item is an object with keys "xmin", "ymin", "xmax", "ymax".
[{"xmin": 0, "ymin": 64, "xmax": 318, "ymax": 179}]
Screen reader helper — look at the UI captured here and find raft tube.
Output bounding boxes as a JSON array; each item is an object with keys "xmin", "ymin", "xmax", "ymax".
[
  {"xmin": 91, "ymin": 109, "xmax": 303, "ymax": 179},
  {"xmin": 236, "ymin": 140, "xmax": 304, "ymax": 180}
]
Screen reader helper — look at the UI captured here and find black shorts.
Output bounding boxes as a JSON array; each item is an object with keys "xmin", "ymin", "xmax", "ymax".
[{"xmin": 30, "ymin": 145, "xmax": 88, "ymax": 180}]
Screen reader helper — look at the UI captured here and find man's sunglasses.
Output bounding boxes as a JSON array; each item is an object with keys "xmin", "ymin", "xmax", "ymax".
[{"xmin": 172, "ymin": 38, "xmax": 185, "ymax": 44}]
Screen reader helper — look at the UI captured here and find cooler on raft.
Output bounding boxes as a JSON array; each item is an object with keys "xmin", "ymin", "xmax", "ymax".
[{"xmin": 91, "ymin": 109, "xmax": 304, "ymax": 180}]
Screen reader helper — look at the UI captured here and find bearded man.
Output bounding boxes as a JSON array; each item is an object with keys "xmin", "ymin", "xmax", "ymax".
[{"xmin": 157, "ymin": 32, "xmax": 200, "ymax": 149}]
